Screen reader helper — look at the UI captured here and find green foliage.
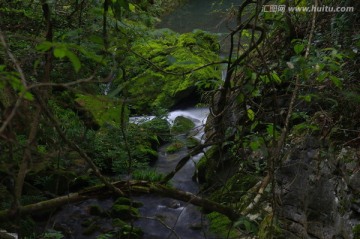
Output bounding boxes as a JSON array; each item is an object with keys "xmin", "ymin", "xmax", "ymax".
[
  {"xmin": 132, "ymin": 169, "xmax": 164, "ymax": 182},
  {"xmin": 75, "ymin": 94, "xmax": 125, "ymax": 126},
  {"xmin": 40, "ymin": 230, "xmax": 65, "ymax": 239},
  {"xmin": 258, "ymin": 214, "xmax": 282, "ymax": 239},
  {"xmin": 124, "ymin": 29, "xmax": 221, "ymax": 112},
  {"xmin": 207, "ymin": 212, "xmax": 239, "ymax": 238},
  {"xmin": 354, "ymin": 224, "xmax": 360, "ymax": 239},
  {"xmin": 234, "ymin": 216, "xmax": 258, "ymax": 235}
]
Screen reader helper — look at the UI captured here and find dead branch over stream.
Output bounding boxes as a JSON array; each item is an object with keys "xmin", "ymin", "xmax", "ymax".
[{"xmin": 0, "ymin": 180, "xmax": 240, "ymax": 221}]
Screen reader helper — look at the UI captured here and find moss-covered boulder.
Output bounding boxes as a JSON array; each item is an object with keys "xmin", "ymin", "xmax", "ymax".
[
  {"xmin": 111, "ymin": 205, "xmax": 140, "ymax": 220},
  {"xmin": 171, "ymin": 116, "xmax": 195, "ymax": 135},
  {"xmin": 88, "ymin": 204, "xmax": 103, "ymax": 216},
  {"xmin": 122, "ymin": 225, "xmax": 143, "ymax": 239},
  {"xmin": 141, "ymin": 117, "xmax": 171, "ymax": 143},
  {"xmin": 112, "ymin": 219, "xmax": 144, "ymax": 239},
  {"xmin": 82, "ymin": 222, "xmax": 100, "ymax": 236},
  {"xmin": 114, "ymin": 197, "xmax": 143, "ymax": 208},
  {"xmin": 166, "ymin": 140, "xmax": 185, "ymax": 153},
  {"xmin": 185, "ymin": 136, "xmax": 200, "ymax": 149},
  {"xmin": 126, "ymin": 29, "xmax": 221, "ymax": 114},
  {"xmin": 112, "ymin": 218, "xmax": 128, "ymax": 228}
]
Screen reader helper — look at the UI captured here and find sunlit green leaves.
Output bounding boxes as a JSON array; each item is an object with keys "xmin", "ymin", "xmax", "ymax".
[
  {"xmin": 247, "ymin": 108, "xmax": 255, "ymax": 121},
  {"xmin": 294, "ymin": 43, "xmax": 305, "ymax": 55},
  {"xmin": 270, "ymin": 71, "xmax": 281, "ymax": 83},
  {"xmin": 37, "ymin": 40, "xmax": 105, "ymax": 73},
  {"xmin": 0, "ymin": 67, "xmax": 33, "ymax": 101}
]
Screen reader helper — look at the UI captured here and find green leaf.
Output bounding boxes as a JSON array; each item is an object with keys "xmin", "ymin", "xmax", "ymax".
[
  {"xmin": 23, "ymin": 91, "xmax": 34, "ymax": 101},
  {"xmin": 129, "ymin": 3, "xmax": 135, "ymax": 12},
  {"xmin": 65, "ymin": 50, "xmax": 81, "ymax": 72},
  {"xmin": 271, "ymin": 71, "xmax": 281, "ymax": 83},
  {"xmin": 294, "ymin": 43, "xmax": 305, "ymax": 55},
  {"xmin": 36, "ymin": 41, "xmax": 53, "ymax": 52},
  {"xmin": 247, "ymin": 108, "xmax": 255, "ymax": 121},
  {"xmin": 329, "ymin": 75, "xmax": 342, "ymax": 88},
  {"xmin": 53, "ymin": 48, "xmax": 67, "ymax": 58},
  {"xmin": 316, "ymin": 71, "xmax": 328, "ymax": 82}
]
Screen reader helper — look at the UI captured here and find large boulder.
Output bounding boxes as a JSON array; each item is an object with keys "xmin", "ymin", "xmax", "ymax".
[{"xmin": 275, "ymin": 136, "xmax": 359, "ymax": 238}]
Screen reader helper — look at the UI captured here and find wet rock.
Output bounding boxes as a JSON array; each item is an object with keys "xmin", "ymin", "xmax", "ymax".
[
  {"xmin": 189, "ymin": 222, "xmax": 203, "ymax": 230},
  {"xmin": 167, "ymin": 200, "xmax": 181, "ymax": 209}
]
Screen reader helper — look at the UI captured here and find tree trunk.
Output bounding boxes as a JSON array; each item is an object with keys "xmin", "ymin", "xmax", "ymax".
[{"xmin": 0, "ymin": 180, "xmax": 241, "ymax": 221}]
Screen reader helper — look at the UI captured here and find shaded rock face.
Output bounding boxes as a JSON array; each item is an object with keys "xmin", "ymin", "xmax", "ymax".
[{"xmin": 275, "ymin": 137, "xmax": 359, "ymax": 239}]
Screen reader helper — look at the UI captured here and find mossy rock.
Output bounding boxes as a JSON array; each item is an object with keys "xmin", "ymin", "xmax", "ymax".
[
  {"xmin": 82, "ymin": 222, "xmax": 100, "ymax": 236},
  {"xmin": 111, "ymin": 205, "xmax": 140, "ymax": 220},
  {"xmin": 112, "ymin": 218, "xmax": 128, "ymax": 228},
  {"xmin": 141, "ymin": 118, "xmax": 171, "ymax": 143},
  {"xmin": 354, "ymin": 224, "xmax": 360, "ymax": 239},
  {"xmin": 88, "ymin": 204, "xmax": 103, "ymax": 216},
  {"xmin": 122, "ymin": 225, "xmax": 144, "ymax": 238},
  {"xmin": 186, "ymin": 136, "xmax": 200, "ymax": 149},
  {"xmin": 112, "ymin": 219, "xmax": 143, "ymax": 239},
  {"xmin": 114, "ymin": 197, "xmax": 143, "ymax": 208},
  {"xmin": 171, "ymin": 116, "xmax": 195, "ymax": 135},
  {"xmin": 166, "ymin": 141, "xmax": 185, "ymax": 153}
]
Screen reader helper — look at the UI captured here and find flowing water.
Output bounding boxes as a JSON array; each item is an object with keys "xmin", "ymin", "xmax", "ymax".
[{"xmin": 133, "ymin": 108, "xmax": 212, "ymax": 239}]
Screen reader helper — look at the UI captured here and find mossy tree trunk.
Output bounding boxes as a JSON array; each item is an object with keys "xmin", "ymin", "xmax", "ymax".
[{"xmin": 0, "ymin": 180, "xmax": 241, "ymax": 221}]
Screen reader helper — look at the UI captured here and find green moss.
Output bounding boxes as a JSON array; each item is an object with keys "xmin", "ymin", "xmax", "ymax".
[
  {"xmin": 132, "ymin": 169, "xmax": 164, "ymax": 182},
  {"xmin": 111, "ymin": 219, "xmax": 143, "ymax": 239},
  {"xmin": 258, "ymin": 214, "xmax": 282, "ymax": 239},
  {"xmin": 207, "ymin": 212, "xmax": 239, "ymax": 238},
  {"xmin": 186, "ymin": 136, "xmax": 200, "ymax": 149},
  {"xmin": 195, "ymin": 146, "xmax": 219, "ymax": 184},
  {"xmin": 75, "ymin": 94, "xmax": 125, "ymax": 126},
  {"xmin": 88, "ymin": 204, "xmax": 103, "ymax": 216},
  {"xmin": 171, "ymin": 116, "xmax": 195, "ymax": 135},
  {"xmin": 111, "ymin": 205, "xmax": 140, "ymax": 220},
  {"xmin": 122, "ymin": 225, "xmax": 144, "ymax": 239},
  {"xmin": 166, "ymin": 140, "xmax": 185, "ymax": 153},
  {"xmin": 141, "ymin": 118, "xmax": 171, "ymax": 142},
  {"xmin": 112, "ymin": 218, "xmax": 128, "ymax": 228},
  {"xmin": 83, "ymin": 222, "xmax": 100, "ymax": 236},
  {"xmin": 212, "ymin": 173, "xmax": 260, "ymax": 205},
  {"xmin": 354, "ymin": 224, "xmax": 360, "ymax": 239},
  {"xmin": 127, "ymin": 30, "xmax": 221, "ymax": 113},
  {"xmin": 114, "ymin": 197, "xmax": 143, "ymax": 208}
]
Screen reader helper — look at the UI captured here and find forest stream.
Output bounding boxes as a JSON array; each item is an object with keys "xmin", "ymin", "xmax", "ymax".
[
  {"xmin": 47, "ymin": 1, "xmax": 235, "ymax": 238},
  {"xmin": 48, "ymin": 108, "xmax": 211, "ymax": 239}
]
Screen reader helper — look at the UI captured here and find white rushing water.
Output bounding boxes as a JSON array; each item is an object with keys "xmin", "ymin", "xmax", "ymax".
[{"xmin": 133, "ymin": 107, "xmax": 216, "ymax": 239}]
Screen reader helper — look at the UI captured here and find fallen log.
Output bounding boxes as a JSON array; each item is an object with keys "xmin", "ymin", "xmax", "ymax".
[{"xmin": 0, "ymin": 180, "xmax": 240, "ymax": 221}]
